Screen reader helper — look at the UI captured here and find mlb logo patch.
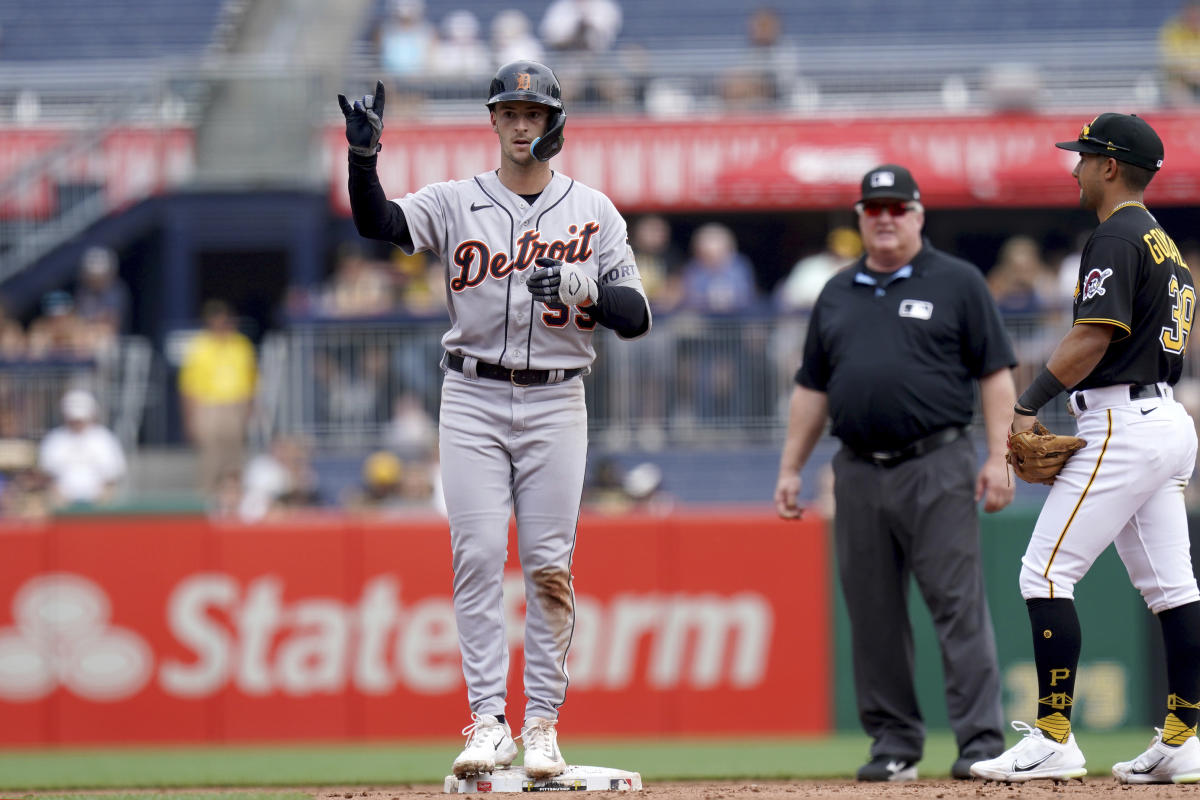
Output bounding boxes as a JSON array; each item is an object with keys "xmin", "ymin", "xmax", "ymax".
[
  {"xmin": 899, "ymin": 299, "xmax": 933, "ymax": 320},
  {"xmin": 870, "ymin": 171, "xmax": 896, "ymax": 188}
]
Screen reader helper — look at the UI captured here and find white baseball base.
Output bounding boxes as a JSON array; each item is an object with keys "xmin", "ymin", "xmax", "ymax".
[{"xmin": 443, "ymin": 765, "xmax": 642, "ymax": 793}]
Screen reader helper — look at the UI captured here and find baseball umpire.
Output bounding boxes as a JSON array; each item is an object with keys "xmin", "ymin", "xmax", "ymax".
[
  {"xmin": 775, "ymin": 164, "xmax": 1016, "ymax": 781},
  {"xmin": 337, "ymin": 62, "xmax": 651, "ymax": 780},
  {"xmin": 972, "ymin": 113, "xmax": 1200, "ymax": 785}
]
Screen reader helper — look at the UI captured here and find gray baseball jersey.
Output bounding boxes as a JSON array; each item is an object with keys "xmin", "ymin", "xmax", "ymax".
[
  {"xmin": 392, "ymin": 168, "xmax": 649, "ymax": 723},
  {"xmin": 396, "ymin": 170, "xmax": 649, "ymax": 369}
]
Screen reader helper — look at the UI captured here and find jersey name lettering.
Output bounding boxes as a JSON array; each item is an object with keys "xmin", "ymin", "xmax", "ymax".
[
  {"xmin": 450, "ymin": 222, "xmax": 601, "ymax": 292},
  {"xmin": 1144, "ymin": 227, "xmax": 1188, "ymax": 268}
]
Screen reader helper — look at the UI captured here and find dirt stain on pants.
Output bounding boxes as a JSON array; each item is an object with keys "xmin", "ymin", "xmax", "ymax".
[{"xmin": 533, "ymin": 566, "xmax": 574, "ymax": 656}]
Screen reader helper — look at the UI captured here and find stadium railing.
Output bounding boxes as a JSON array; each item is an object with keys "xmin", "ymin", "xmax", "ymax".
[
  {"xmin": 0, "ymin": 336, "xmax": 152, "ymax": 450},
  {"xmin": 256, "ymin": 310, "xmax": 1100, "ymax": 452}
]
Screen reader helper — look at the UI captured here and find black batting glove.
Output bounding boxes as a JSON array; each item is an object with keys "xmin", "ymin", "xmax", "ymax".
[
  {"xmin": 337, "ymin": 80, "xmax": 386, "ymax": 157},
  {"xmin": 527, "ymin": 256, "xmax": 563, "ymax": 303}
]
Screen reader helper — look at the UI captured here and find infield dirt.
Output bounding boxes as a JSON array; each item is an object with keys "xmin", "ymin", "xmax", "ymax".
[{"xmin": 310, "ymin": 778, "xmax": 1199, "ymax": 799}]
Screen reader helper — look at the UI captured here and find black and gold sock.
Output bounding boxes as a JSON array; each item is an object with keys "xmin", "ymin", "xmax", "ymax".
[
  {"xmin": 1159, "ymin": 601, "xmax": 1200, "ymax": 746},
  {"xmin": 1027, "ymin": 597, "xmax": 1081, "ymax": 744}
]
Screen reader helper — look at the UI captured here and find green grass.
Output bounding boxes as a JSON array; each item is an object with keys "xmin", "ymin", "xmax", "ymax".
[{"xmin": 0, "ymin": 729, "xmax": 1161, "ymax": 793}]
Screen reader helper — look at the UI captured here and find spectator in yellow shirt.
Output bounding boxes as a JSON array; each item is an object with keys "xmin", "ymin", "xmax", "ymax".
[
  {"xmin": 1161, "ymin": 0, "xmax": 1200, "ymax": 106},
  {"xmin": 179, "ymin": 300, "xmax": 258, "ymax": 496}
]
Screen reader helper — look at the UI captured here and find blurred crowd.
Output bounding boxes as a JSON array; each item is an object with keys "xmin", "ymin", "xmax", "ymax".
[
  {"xmin": 0, "ymin": 246, "xmax": 129, "ymax": 365},
  {"xmin": 364, "ymin": 0, "xmax": 1200, "ymax": 115},
  {"xmin": 4, "ymin": 212, "xmax": 1200, "ymax": 519},
  {"xmin": 369, "ymin": 0, "xmax": 803, "ymax": 114},
  {"xmin": 286, "ymin": 242, "xmax": 446, "ymax": 320},
  {"xmin": 3, "ymin": 0, "xmax": 1200, "ymax": 519}
]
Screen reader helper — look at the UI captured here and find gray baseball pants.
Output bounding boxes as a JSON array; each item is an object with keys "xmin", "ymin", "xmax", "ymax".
[
  {"xmin": 832, "ymin": 436, "xmax": 1005, "ymax": 762},
  {"xmin": 439, "ymin": 367, "xmax": 587, "ymax": 723}
]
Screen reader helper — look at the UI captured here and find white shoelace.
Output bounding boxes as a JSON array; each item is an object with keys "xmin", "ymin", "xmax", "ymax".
[
  {"xmin": 1010, "ymin": 720, "xmax": 1038, "ymax": 739},
  {"xmin": 461, "ymin": 712, "xmax": 502, "ymax": 744},
  {"xmin": 1004, "ymin": 720, "xmax": 1050, "ymax": 754},
  {"xmin": 519, "ymin": 718, "xmax": 558, "ymax": 756}
]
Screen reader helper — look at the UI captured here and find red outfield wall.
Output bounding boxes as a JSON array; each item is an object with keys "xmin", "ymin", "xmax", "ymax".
[{"xmin": 0, "ymin": 512, "xmax": 828, "ymax": 744}]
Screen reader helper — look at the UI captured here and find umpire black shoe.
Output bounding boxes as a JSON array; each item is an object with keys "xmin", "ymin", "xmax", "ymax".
[
  {"xmin": 952, "ymin": 756, "xmax": 985, "ymax": 780},
  {"xmin": 857, "ymin": 755, "xmax": 918, "ymax": 782}
]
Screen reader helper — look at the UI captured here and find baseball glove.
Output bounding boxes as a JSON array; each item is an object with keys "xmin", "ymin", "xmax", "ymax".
[{"xmin": 1007, "ymin": 420, "xmax": 1086, "ymax": 485}]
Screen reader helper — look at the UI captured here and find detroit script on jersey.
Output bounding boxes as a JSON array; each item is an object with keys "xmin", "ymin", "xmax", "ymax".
[
  {"xmin": 394, "ymin": 171, "xmax": 648, "ymax": 372},
  {"xmin": 1073, "ymin": 203, "xmax": 1194, "ymax": 390}
]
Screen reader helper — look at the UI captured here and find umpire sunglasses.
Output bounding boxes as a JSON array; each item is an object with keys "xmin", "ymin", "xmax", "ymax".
[{"xmin": 855, "ymin": 200, "xmax": 919, "ymax": 218}]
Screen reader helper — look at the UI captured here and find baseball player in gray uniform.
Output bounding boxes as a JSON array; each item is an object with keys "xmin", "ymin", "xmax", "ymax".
[{"xmin": 338, "ymin": 61, "xmax": 651, "ymax": 780}]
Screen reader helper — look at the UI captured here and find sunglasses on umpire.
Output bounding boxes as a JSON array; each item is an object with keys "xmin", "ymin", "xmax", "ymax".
[{"xmin": 855, "ymin": 201, "xmax": 918, "ymax": 218}]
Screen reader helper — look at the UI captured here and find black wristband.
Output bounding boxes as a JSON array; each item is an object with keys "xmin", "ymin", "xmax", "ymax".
[
  {"xmin": 1017, "ymin": 367, "xmax": 1067, "ymax": 415},
  {"xmin": 348, "ymin": 150, "xmax": 379, "ymax": 169}
]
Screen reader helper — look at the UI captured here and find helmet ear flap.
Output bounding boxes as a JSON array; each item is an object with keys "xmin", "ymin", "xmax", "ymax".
[{"xmin": 530, "ymin": 109, "xmax": 567, "ymax": 162}]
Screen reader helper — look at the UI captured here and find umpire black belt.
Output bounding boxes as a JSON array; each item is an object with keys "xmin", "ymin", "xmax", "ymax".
[
  {"xmin": 446, "ymin": 353, "xmax": 583, "ymax": 386},
  {"xmin": 854, "ymin": 426, "xmax": 966, "ymax": 468}
]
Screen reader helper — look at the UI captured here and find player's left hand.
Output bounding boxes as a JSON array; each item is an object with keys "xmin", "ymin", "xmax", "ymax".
[
  {"xmin": 557, "ymin": 263, "xmax": 598, "ymax": 307},
  {"xmin": 975, "ymin": 453, "xmax": 1014, "ymax": 513},
  {"xmin": 337, "ymin": 80, "xmax": 385, "ymax": 157},
  {"xmin": 1010, "ymin": 413, "xmax": 1036, "ymax": 434},
  {"xmin": 774, "ymin": 473, "xmax": 804, "ymax": 520}
]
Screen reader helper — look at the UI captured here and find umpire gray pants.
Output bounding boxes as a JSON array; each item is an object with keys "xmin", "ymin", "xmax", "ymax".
[{"xmin": 832, "ymin": 436, "xmax": 1004, "ymax": 762}]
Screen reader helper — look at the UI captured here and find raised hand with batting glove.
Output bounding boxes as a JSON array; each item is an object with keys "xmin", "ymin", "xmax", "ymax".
[
  {"xmin": 527, "ymin": 256, "xmax": 599, "ymax": 307},
  {"xmin": 337, "ymin": 80, "xmax": 386, "ymax": 157}
]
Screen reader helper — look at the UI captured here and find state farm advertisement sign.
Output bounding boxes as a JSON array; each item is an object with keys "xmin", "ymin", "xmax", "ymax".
[{"xmin": 0, "ymin": 513, "xmax": 829, "ymax": 744}]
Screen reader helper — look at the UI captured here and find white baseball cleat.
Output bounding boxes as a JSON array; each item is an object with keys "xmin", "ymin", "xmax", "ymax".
[
  {"xmin": 451, "ymin": 712, "xmax": 517, "ymax": 779},
  {"xmin": 520, "ymin": 716, "xmax": 567, "ymax": 779},
  {"xmin": 969, "ymin": 721, "xmax": 1087, "ymax": 782},
  {"xmin": 1113, "ymin": 729, "xmax": 1200, "ymax": 784}
]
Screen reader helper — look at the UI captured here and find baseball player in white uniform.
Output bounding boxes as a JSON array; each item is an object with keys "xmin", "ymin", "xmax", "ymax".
[
  {"xmin": 338, "ymin": 61, "xmax": 651, "ymax": 780},
  {"xmin": 972, "ymin": 113, "xmax": 1200, "ymax": 784}
]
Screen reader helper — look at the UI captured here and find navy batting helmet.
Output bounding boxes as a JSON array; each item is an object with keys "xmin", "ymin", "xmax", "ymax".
[{"xmin": 486, "ymin": 60, "xmax": 566, "ymax": 161}]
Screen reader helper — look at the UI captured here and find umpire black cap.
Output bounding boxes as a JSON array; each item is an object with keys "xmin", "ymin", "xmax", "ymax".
[
  {"xmin": 1056, "ymin": 113, "xmax": 1164, "ymax": 171},
  {"xmin": 486, "ymin": 60, "xmax": 563, "ymax": 110},
  {"xmin": 860, "ymin": 164, "xmax": 921, "ymax": 202}
]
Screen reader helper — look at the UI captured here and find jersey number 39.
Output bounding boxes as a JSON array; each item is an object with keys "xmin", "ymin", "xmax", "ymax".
[{"xmin": 1161, "ymin": 275, "xmax": 1196, "ymax": 355}]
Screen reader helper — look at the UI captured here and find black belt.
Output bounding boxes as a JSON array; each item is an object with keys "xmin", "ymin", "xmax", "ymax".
[
  {"xmin": 445, "ymin": 353, "xmax": 583, "ymax": 386},
  {"xmin": 1072, "ymin": 382, "xmax": 1164, "ymax": 412},
  {"xmin": 854, "ymin": 427, "xmax": 966, "ymax": 468}
]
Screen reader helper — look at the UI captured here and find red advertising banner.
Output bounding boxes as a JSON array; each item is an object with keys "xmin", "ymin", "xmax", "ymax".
[
  {"xmin": 0, "ymin": 127, "xmax": 193, "ymax": 218},
  {"xmin": 3, "ymin": 112, "xmax": 1198, "ymax": 220},
  {"xmin": 324, "ymin": 111, "xmax": 1200, "ymax": 212},
  {"xmin": 0, "ymin": 512, "xmax": 829, "ymax": 744}
]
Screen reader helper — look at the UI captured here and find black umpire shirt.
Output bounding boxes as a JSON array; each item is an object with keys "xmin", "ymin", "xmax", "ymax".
[{"xmin": 796, "ymin": 237, "xmax": 1016, "ymax": 455}]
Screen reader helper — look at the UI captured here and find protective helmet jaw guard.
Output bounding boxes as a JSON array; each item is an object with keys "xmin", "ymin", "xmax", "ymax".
[
  {"xmin": 530, "ymin": 109, "xmax": 566, "ymax": 161},
  {"xmin": 487, "ymin": 59, "xmax": 566, "ymax": 161}
]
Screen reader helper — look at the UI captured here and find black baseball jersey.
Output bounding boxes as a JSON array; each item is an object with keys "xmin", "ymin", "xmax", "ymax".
[
  {"xmin": 796, "ymin": 238, "xmax": 1016, "ymax": 454},
  {"xmin": 1072, "ymin": 203, "xmax": 1194, "ymax": 391}
]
